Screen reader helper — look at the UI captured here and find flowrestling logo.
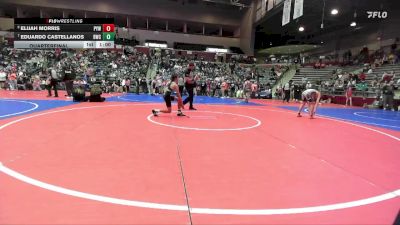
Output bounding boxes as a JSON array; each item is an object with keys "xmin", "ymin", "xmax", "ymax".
[{"xmin": 366, "ymin": 11, "xmax": 388, "ymax": 19}]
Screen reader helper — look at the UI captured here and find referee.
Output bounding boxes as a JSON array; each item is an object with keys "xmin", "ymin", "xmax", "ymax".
[
  {"xmin": 63, "ymin": 61, "xmax": 75, "ymax": 98},
  {"xmin": 183, "ymin": 63, "xmax": 198, "ymax": 110}
]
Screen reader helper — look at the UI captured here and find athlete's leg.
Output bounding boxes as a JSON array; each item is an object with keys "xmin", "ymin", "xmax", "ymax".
[
  {"xmin": 297, "ymin": 101, "xmax": 307, "ymax": 117},
  {"xmin": 153, "ymin": 95, "xmax": 172, "ymax": 116},
  {"xmin": 309, "ymin": 102, "xmax": 315, "ymax": 118}
]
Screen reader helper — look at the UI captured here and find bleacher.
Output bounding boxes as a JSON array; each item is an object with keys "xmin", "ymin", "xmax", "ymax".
[
  {"xmin": 366, "ymin": 64, "xmax": 400, "ymax": 81},
  {"xmin": 292, "ymin": 66, "xmax": 337, "ymax": 84},
  {"xmin": 292, "ymin": 63, "xmax": 400, "ymax": 86},
  {"xmin": 341, "ymin": 65, "xmax": 363, "ymax": 74}
]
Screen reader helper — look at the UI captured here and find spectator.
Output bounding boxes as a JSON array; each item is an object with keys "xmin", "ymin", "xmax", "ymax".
[
  {"xmin": 367, "ymin": 68, "xmax": 373, "ymax": 74},
  {"xmin": 342, "ymin": 72, "xmax": 349, "ymax": 82},
  {"xmin": 121, "ymin": 78, "xmax": 126, "ymax": 93},
  {"xmin": 0, "ymin": 69, "xmax": 6, "ymax": 89},
  {"xmin": 283, "ymin": 81, "xmax": 290, "ymax": 103},
  {"xmin": 32, "ymin": 75, "xmax": 41, "ymax": 91},
  {"xmin": 221, "ymin": 80, "xmax": 227, "ymax": 98},
  {"xmin": 359, "ymin": 72, "xmax": 366, "ymax": 81},
  {"xmin": 47, "ymin": 67, "xmax": 59, "ymax": 97},
  {"xmin": 89, "ymin": 84, "xmax": 106, "ymax": 102},
  {"xmin": 229, "ymin": 81, "xmax": 236, "ymax": 97},
  {"xmin": 72, "ymin": 79, "xmax": 86, "ymax": 102},
  {"xmin": 381, "ymin": 71, "xmax": 395, "ymax": 83},
  {"xmin": 200, "ymin": 80, "xmax": 207, "ymax": 96},
  {"xmin": 251, "ymin": 81, "xmax": 258, "ymax": 98},
  {"xmin": 125, "ymin": 78, "xmax": 131, "ymax": 93},
  {"xmin": 8, "ymin": 71, "xmax": 17, "ymax": 90},
  {"xmin": 357, "ymin": 80, "xmax": 368, "ymax": 98},
  {"xmin": 301, "ymin": 75, "xmax": 308, "ymax": 86},
  {"xmin": 243, "ymin": 78, "xmax": 252, "ymax": 103},
  {"xmin": 276, "ymin": 84, "xmax": 283, "ymax": 99},
  {"xmin": 345, "ymin": 85, "xmax": 353, "ymax": 107},
  {"xmin": 306, "ymin": 81, "xmax": 312, "ymax": 90},
  {"xmin": 17, "ymin": 75, "xmax": 27, "ymax": 90},
  {"xmin": 135, "ymin": 76, "xmax": 140, "ymax": 94},
  {"xmin": 214, "ymin": 80, "xmax": 221, "ymax": 97},
  {"xmin": 293, "ymin": 83, "xmax": 302, "ymax": 102},
  {"xmin": 382, "ymin": 81, "xmax": 396, "ymax": 111},
  {"xmin": 111, "ymin": 81, "xmax": 119, "ymax": 93}
]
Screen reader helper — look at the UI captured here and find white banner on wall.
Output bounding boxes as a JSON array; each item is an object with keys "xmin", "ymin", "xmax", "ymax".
[
  {"xmin": 262, "ymin": 0, "xmax": 267, "ymax": 12},
  {"xmin": 293, "ymin": 0, "xmax": 304, "ymax": 19},
  {"xmin": 282, "ymin": 0, "xmax": 292, "ymax": 26},
  {"xmin": 267, "ymin": 0, "xmax": 274, "ymax": 11}
]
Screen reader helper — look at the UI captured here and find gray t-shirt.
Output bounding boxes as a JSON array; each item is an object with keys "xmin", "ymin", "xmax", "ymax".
[
  {"xmin": 284, "ymin": 83, "xmax": 290, "ymax": 90},
  {"xmin": 302, "ymin": 89, "xmax": 318, "ymax": 101},
  {"xmin": 0, "ymin": 72, "xmax": 6, "ymax": 81},
  {"xmin": 51, "ymin": 69, "xmax": 58, "ymax": 79},
  {"xmin": 178, "ymin": 77, "xmax": 184, "ymax": 86}
]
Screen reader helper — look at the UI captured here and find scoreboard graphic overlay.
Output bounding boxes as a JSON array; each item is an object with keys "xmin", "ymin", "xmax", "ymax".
[{"xmin": 14, "ymin": 18, "xmax": 115, "ymax": 49}]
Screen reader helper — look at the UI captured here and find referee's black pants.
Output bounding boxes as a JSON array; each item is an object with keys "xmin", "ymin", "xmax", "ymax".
[
  {"xmin": 183, "ymin": 86, "xmax": 194, "ymax": 108},
  {"xmin": 47, "ymin": 79, "xmax": 58, "ymax": 97},
  {"xmin": 65, "ymin": 80, "xmax": 73, "ymax": 97},
  {"xmin": 179, "ymin": 86, "xmax": 184, "ymax": 96},
  {"xmin": 283, "ymin": 90, "xmax": 290, "ymax": 102}
]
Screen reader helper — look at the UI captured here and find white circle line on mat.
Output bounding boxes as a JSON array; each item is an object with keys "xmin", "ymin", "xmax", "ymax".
[
  {"xmin": 244, "ymin": 106, "xmax": 400, "ymax": 141},
  {"xmin": 247, "ymin": 106, "xmax": 400, "ymax": 129},
  {"xmin": 117, "ymin": 95, "xmax": 163, "ymax": 103},
  {"xmin": 147, "ymin": 110, "xmax": 261, "ymax": 131},
  {"xmin": 0, "ymin": 99, "xmax": 39, "ymax": 118},
  {"xmin": 117, "ymin": 95, "xmax": 251, "ymax": 105},
  {"xmin": 0, "ymin": 104, "xmax": 398, "ymax": 215},
  {"xmin": 353, "ymin": 111, "xmax": 400, "ymax": 122}
]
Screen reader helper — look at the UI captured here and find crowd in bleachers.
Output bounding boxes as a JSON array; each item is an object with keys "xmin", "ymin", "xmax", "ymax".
[
  {"xmin": 0, "ymin": 39, "xmax": 278, "ymax": 100},
  {"xmin": 274, "ymin": 54, "xmax": 399, "ymax": 110},
  {"xmin": 149, "ymin": 49, "xmax": 278, "ymax": 98},
  {"xmin": 290, "ymin": 42, "xmax": 400, "ymax": 109},
  {"xmin": 0, "ymin": 40, "xmax": 150, "ymax": 94},
  {"xmin": 2, "ymin": 33, "xmax": 398, "ymax": 109},
  {"xmin": 322, "ymin": 65, "xmax": 398, "ymax": 109}
]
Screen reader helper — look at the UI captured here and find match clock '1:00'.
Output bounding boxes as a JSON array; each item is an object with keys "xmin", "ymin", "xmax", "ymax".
[{"xmin": 98, "ymin": 41, "xmax": 113, "ymax": 48}]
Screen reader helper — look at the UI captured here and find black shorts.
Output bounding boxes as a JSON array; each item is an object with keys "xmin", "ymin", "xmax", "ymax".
[
  {"xmin": 185, "ymin": 83, "xmax": 195, "ymax": 90},
  {"xmin": 302, "ymin": 94, "xmax": 315, "ymax": 102},
  {"xmin": 164, "ymin": 94, "xmax": 175, "ymax": 108}
]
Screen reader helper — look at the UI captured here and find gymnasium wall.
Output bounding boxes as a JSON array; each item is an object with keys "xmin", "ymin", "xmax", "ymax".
[
  {"xmin": 308, "ymin": 20, "xmax": 400, "ymax": 58},
  {"xmin": 0, "ymin": 0, "xmax": 242, "ymax": 26},
  {"xmin": 118, "ymin": 28, "xmax": 241, "ymax": 50}
]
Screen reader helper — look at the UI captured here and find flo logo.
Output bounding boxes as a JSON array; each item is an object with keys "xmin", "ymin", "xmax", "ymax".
[{"xmin": 367, "ymin": 11, "xmax": 388, "ymax": 19}]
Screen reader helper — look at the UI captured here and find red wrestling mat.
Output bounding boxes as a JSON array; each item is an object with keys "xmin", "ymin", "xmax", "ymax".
[{"xmin": 0, "ymin": 102, "xmax": 399, "ymax": 224}]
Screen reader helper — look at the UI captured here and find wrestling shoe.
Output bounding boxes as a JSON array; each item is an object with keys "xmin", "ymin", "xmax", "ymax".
[
  {"xmin": 152, "ymin": 109, "xmax": 159, "ymax": 117},
  {"xmin": 189, "ymin": 107, "xmax": 197, "ymax": 110},
  {"xmin": 177, "ymin": 110, "xmax": 186, "ymax": 117}
]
